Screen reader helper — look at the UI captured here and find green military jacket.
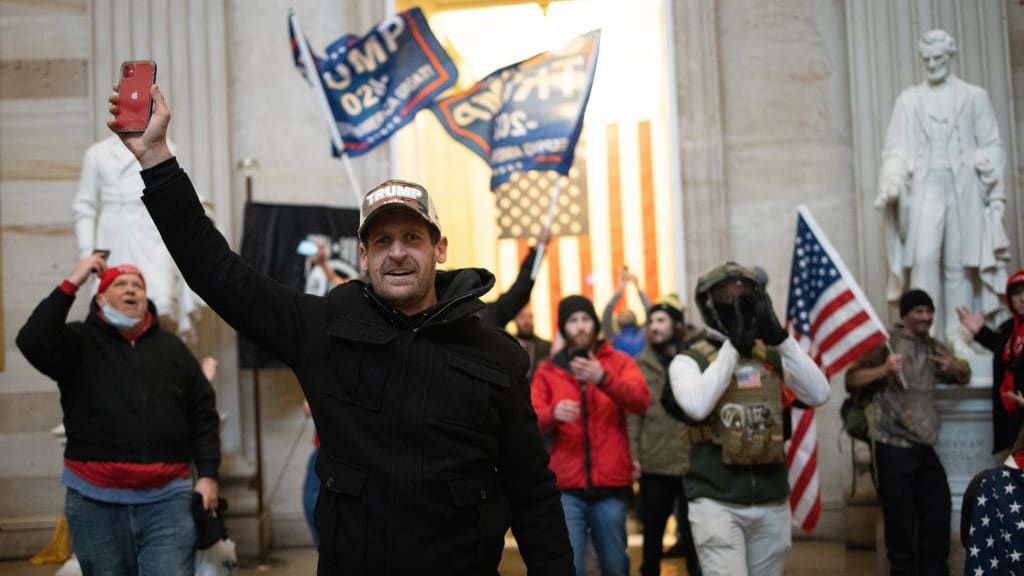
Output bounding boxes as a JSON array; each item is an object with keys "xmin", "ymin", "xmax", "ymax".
[{"xmin": 628, "ymin": 346, "xmax": 689, "ymax": 476}]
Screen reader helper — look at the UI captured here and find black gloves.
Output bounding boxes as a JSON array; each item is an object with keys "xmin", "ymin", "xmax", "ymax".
[
  {"xmin": 715, "ymin": 299, "xmax": 756, "ymax": 357},
  {"xmin": 755, "ymin": 290, "xmax": 789, "ymax": 345}
]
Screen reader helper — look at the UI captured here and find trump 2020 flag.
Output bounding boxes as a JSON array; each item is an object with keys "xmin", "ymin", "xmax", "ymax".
[
  {"xmin": 784, "ymin": 205, "xmax": 888, "ymax": 533},
  {"xmin": 290, "ymin": 7, "xmax": 457, "ymax": 157},
  {"xmin": 432, "ymin": 30, "xmax": 600, "ymax": 190}
]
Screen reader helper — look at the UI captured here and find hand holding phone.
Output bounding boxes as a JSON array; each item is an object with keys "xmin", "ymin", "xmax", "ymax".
[{"xmin": 113, "ymin": 60, "xmax": 156, "ymax": 133}]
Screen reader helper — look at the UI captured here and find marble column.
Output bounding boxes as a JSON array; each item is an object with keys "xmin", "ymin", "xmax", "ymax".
[{"xmin": 716, "ymin": 0, "xmax": 856, "ymax": 537}]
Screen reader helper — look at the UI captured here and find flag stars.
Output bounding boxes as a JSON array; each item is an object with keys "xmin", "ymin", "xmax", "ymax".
[
  {"xmin": 982, "ymin": 515, "xmax": 991, "ymax": 527},
  {"xmin": 1011, "ymin": 550, "xmax": 1021, "ymax": 562},
  {"xmin": 1016, "ymin": 520, "xmax": 1024, "ymax": 530},
  {"xmin": 973, "ymin": 568, "xmax": 984, "ymax": 576},
  {"xmin": 979, "ymin": 494, "xmax": 989, "ymax": 506},
  {"xmin": 1010, "ymin": 501, "xmax": 1021, "ymax": 514},
  {"xmin": 1006, "ymin": 483, "xmax": 1017, "ymax": 495},
  {"xmin": 969, "ymin": 545, "xmax": 980, "ymax": 557},
  {"xmin": 991, "ymin": 557, "xmax": 1000, "ymax": 569},
  {"xmin": 987, "ymin": 536, "xmax": 995, "ymax": 548}
]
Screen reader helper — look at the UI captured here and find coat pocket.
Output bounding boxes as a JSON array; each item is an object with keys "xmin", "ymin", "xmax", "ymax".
[
  {"xmin": 314, "ymin": 453, "xmax": 368, "ymax": 572},
  {"xmin": 442, "ymin": 354, "xmax": 511, "ymax": 432},
  {"xmin": 447, "ymin": 471, "xmax": 505, "ymax": 569},
  {"xmin": 326, "ymin": 320, "xmax": 396, "ymax": 411}
]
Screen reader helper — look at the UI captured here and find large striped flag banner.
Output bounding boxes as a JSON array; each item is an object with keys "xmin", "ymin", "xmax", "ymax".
[
  {"xmin": 784, "ymin": 204, "xmax": 888, "ymax": 533},
  {"xmin": 492, "ymin": 119, "xmax": 674, "ymax": 338}
]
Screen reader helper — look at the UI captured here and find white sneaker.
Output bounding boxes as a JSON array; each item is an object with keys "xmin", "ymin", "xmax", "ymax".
[{"xmin": 55, "ymin": 555, "xmax": 81, "ymax": 576}]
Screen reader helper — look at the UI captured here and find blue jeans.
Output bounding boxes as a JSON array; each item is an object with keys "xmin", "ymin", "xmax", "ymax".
[
  {"xmin": 560, "ymin": 492, "xmax": 629, "ymax": 576},
  {"xmin": 303, "ymin": 448, "xmax": 320, "ymax": 549},
  {"xmin": 65, "ymin": 488, "xmax": 194, "ymax": 576}
]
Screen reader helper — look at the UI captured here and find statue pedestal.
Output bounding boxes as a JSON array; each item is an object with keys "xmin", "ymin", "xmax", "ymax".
[{"xmin": 934, "ymin": 351, "xmax": 1000, "ymax": 575}]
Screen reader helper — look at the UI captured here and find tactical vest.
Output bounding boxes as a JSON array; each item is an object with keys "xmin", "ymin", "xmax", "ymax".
[{"xmin": 687, "ymin": 341, "xmax": 785, "ymax": 465}]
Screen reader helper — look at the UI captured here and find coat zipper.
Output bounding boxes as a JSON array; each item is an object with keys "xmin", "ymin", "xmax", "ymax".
[{"xmin": 580, "ymin": 380, "xmax": 593, "ymax": 490}]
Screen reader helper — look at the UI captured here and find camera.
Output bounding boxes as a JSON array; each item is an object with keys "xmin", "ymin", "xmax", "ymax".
[{"xmin": 122, "ymin": 63, "xmax": 136, "ymax": 79}]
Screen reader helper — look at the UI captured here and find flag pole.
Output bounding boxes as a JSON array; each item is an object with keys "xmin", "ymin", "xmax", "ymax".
[
  {"xmin": 290, "ymin": 10, "xmax": 362, "ymax": 204},
  {"xmin": 530, "ymin": 175, "xmax": 562, "ymax": 280}
]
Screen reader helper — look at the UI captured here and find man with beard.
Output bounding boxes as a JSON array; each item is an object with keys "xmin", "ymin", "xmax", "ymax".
[
  {"xmin": 17, "ymin": 254, "xmax": 220, "ymax": 574},
  {"xmin": 665, "ymin": 262, "xmax": 829, "ymax": 576},
  {"xmin": 627, "ymin": 301, "xmax": 701, "ymax": 576},
  {"xmin": 846, "ymin": 289, "xmax": 969, "ymax": 575},
  {"xmin": 513, "ymin": 306, "xmax": 551, "ymax": 380},
  {"xmin": 109, "ymin": 85, "xmax": 572, "ymax": 575},
  {"xmin": 532, "ymin": 295, "xmax": 651, "ymax": 576}
]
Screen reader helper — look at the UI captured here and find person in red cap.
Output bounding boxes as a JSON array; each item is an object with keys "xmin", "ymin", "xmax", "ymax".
[
  {"xmin": 109, "ymin": 84, "xmax": 572, "ymax": 575},
  {"xmin": 957, "ymin": 268, "xmax": 1024, "ymax": 452},
  {"xmin": 16, "ymin": 252, "xmax": 220, "ymax": 575}
]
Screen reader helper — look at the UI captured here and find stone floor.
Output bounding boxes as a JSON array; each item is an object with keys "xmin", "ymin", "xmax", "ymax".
[{"xmin": 0, "ymin": 540, "xmax": 876, "ymax": 575}]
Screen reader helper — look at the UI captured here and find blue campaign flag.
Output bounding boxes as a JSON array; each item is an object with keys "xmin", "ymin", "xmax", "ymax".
[
  {"xmin": 291, "ymin": 8, "xmax": 458, "ymax": 157},
  {"xmin": 432, "ymin": 30, "xmax": 600, "ymax": 190}
]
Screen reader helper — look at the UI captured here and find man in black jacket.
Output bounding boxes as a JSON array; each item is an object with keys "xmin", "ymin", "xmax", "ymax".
[
  {"xmin": 107, "ymin": 85, "xmax": 572, "ymax": 576},
  {"xmin": 17, "ymin": 254, "xmax": 220, "ymax": 575}
]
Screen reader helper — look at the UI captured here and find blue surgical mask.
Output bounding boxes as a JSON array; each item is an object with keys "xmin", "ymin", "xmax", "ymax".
[{"xmin": 102, "ymin": 304, "xmax": 143, "ymax": 329}]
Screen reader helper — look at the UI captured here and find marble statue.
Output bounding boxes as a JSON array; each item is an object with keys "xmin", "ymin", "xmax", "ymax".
[
  {"xmin": 72, "ymin": 135, "xmax": 212, "ymax": 337},
  {"xmin": 875, "ymin": 29, "xmax": 1009, "ymax": 354}
]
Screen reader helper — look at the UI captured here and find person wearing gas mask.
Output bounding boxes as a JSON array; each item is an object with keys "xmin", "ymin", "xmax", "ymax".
[
  {"xmin": 665, "ymin": 262, "xmax": 829, "ymax": 576},
  {"xmin": 532, "ymin": 295, "xmax": 652, "ymax": 576}
]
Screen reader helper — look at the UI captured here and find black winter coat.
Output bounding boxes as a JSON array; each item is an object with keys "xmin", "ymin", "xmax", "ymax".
[
  {"xmin": 976, "ymin": 320, "xmax": 1024, "ymax": 453},
  {"xmin": 16, "ymin": 291, "xmax": 220, "ymax": 477},
  {"xmin": 140, "ymin": 159, "xmax": 573, "ymax": 576}
]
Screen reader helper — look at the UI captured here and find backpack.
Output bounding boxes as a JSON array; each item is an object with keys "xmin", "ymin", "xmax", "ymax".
[{"xmin": 840, "ymin": 387, "xmax": 874, "ymax": 442}]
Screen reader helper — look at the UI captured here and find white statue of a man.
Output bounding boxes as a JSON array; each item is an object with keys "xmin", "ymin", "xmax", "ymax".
[
  {"xmin": 875, "ymin": 29, "xmax": 1009, "ymax": 354},
  {"xmin": 72, "ymin": 135, "xmax": 212, "ymax": 337}
]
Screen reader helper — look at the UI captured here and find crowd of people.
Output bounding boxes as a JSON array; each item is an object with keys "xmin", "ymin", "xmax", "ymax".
[{"xmin": 14, "ymin": 28, "xmax": 1022, "ymax": 576}]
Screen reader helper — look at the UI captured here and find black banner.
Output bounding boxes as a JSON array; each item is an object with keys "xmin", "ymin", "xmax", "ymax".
[{"xmin": 238, "ymin": 202, "xmax": 360, "ymax": 368}]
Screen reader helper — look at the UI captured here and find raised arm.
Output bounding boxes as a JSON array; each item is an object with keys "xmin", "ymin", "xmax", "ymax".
[
  {"xmin": 108, "ymin": 85, "xmax": 317, "ymax": 367},
  {"xmin": 16, "ymin": 254, "xmax": 108, "ymax": 382}
]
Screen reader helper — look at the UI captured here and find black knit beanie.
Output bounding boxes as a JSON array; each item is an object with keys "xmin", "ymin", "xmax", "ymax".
[
  {"xmin": 558, "ymin": 295, "xmax": 600, "ymax": 338},
  {"xmin": 899, "ymin": 289, "xmax": 934, "ymax": 317},
  {"xmin": 647, "ymin": 302, "xmax": 684, "ymax": 324}
]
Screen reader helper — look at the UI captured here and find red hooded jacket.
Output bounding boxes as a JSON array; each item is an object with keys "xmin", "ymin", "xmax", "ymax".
[{"xmin": 531, "ymin": 341, "xmax": 651, "ymax": 490}]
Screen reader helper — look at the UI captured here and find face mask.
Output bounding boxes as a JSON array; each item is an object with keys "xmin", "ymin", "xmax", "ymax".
[{"xmin": 102, "ymin": 304, "xmax": 143, "ymax": 330}]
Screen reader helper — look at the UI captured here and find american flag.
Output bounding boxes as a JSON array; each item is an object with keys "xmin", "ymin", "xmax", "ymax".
[
  {"xmin": 784, "ymin": 205, "xmax": 888, "ymax": 532},
  {"xmin": 492, "ymin": 119, "xmax": 672, "ymax": 336},
  {"xmin": 964, "ymin": 463, "xmax": 1024, "ymax": 575}
]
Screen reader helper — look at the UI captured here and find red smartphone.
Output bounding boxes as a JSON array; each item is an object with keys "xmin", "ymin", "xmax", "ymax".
[{"xmin": 114, "ymin": 60, "xmax": 156, "ymax": 133}]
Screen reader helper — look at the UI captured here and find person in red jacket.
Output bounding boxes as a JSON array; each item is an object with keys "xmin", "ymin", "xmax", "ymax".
[{"xmin": 532, "ymin": 295, "xmax": 652, "ymax": 576}]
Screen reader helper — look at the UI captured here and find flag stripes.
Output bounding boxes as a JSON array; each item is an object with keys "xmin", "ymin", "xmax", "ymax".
[
  {"xmin": 606, "ymin": 123, "xmax": 626, "ymax": 314},
  {"xmin": 638, "ymin": 120, "xmax": 660, "ymax": 302},
  {"xmin": 493, "ymin": 119, "xmax": 669, "ymax": 340},
  {"xmin": 784, "ymin": 204, "xmax": 889, "ymax": 533},
  {"xmin": 787, "ymin": 406, "xmax": 821, "ymax": 532}
]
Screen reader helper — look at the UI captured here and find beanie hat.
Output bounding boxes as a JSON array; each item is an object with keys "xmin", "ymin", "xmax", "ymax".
[
  {"xmin": 557, "ymin": 295, "xmax": 600, "ymax": 338},
  {"xmin": 97, "ymin": 265, "xmax": 145, "ymax": 295},
  {"xmin": 899, "ymin": 289, "xmax": 934, "ymax": 317},
  {"xmin": 647, "ymin": 302, "xmax": 684, "ymax": 324}
]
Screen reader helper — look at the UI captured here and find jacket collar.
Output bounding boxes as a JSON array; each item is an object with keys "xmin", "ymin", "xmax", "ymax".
[
  {"xmin": 333, "ymin": 267, "xmax": 494, "ymax": 333},
  {"xmin": 912, "ymin": 74, "xmax": 968, "ymax": 138},
  {"xmin": 85, "ymin": 298, "xmax": 161, "ymax": 340}
]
